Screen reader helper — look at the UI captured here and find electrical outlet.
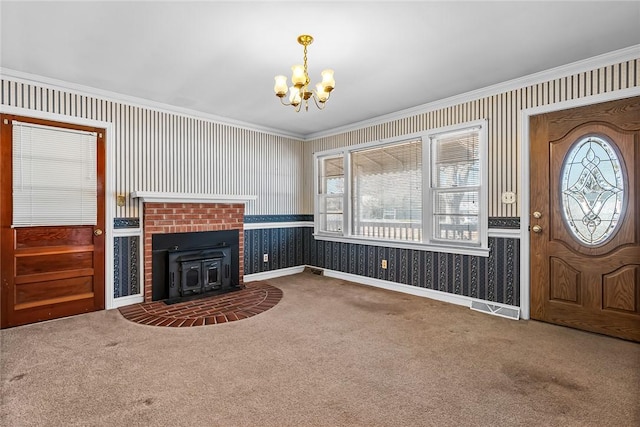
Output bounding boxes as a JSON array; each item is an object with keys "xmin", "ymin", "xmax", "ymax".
[
  {"xmin": 501, "ymin": 191, "xmax": 516, "ymax": 204},
  {"xmin": 381, "ymin": 259, "xmax": 387, "ymax": 269},
  {"xmin": 263, "ymin": 253, "xmax": 269, "ymax": 263}
]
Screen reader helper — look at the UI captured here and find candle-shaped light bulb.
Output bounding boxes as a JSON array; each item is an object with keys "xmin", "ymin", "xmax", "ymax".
[
  {"xmin": 320, "ymin": 69, "xmax": 336, "ymax": 92},
  {"xmin": 321, "ymin": 69, "xmax": 335, "ymax": 91},
  {"xmin": 291, "ymin": 65, "xmax": 306, "ymax": 87},
  {"xmin": 274, "ymin": 75, "xmax": 288, "ymax": 96},
  {"xmin": 315, "ymin": 83, "xmax": 329, "ymax": 102},
  {"xmin": 289, "ymin": 86, "xmax": 301, "ymax": 106}
]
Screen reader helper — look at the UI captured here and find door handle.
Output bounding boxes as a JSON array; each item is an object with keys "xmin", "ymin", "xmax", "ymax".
[
  {"xmin": 532, "ymin": 225, "xmax": 543, "ymax": 233},
  {"xmin": 94, "ymin": 228, "xmax": 103, "ymax": 236},
  {"xmin": 533, "ymin": 211, "xmax": 542, "ymax": 219}
]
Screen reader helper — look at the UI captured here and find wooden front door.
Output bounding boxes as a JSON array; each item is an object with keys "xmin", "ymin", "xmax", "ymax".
[
  {"xmin": 0, "ymin": 115, "xmax": 106, "ymax": 328},
  {"xmin": 530, "ymin": 96, "xmax": 640, "ymax": 342}
]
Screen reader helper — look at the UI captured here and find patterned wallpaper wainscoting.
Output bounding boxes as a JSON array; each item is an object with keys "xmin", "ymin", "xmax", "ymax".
[
  {"xmin": 117, "ymin": 214, "xmax": 519, "ymax": 306},
  {"xmin": 488, "ymin": 217, "xmax": 520, "ymax": 229},
  {"xmin": 308, "ymin": 237, "xmax": 520, "ymax": 306},
  {"xmin": 114, "ymin": 218, "xmax": 140, "ymax": 228},
  {"xmin": 244, "ymin": 215, "xmax": 520, "ymax": 305},
  {"xmin": 113, "ymin": 236, "xmax": 139, "ymax": 298},
  {"xmin": 244, "ymin": 215, "xmax": 314, "ymax": 275},
  {"xmin": 244, "ymin": 214, "xmax": 314, "ymax": 224}
]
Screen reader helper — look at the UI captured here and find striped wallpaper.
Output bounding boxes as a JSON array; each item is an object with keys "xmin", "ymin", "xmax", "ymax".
[
  {"xmin": 2, "ymin": 57, "xmax": 638, "ymax": 218},
  {"xmin": 0, "ymin": 80, "xmax": 303, "ymax": 217},
  {"xmin": 303, "ymin": 58, "xmax": 639, "ymax": 217}
]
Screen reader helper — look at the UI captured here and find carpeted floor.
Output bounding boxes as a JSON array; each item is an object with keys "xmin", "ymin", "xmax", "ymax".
[{"xmin": 1, "ymin": 272, "xmax": 639, "ymax": 427}]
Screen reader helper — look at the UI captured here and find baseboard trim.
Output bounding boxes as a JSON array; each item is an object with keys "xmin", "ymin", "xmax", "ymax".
[
  {"xmin": 322, "ymin": 269, "xmax": 471, "ymax": 306},
  {"xmin": 321, "ymin": 268, "xmax": 520, "ymax": 319},
  {"xmin": 245, "ymin": 265, "xmax": 521, "ymax": 320},
  {"xmin": 112, "ymin": 294, "xmax": 144, "ymax": 308},
  {"xmin": 244, "ymin": 266, "xmax": 306, "ymax": 282}
]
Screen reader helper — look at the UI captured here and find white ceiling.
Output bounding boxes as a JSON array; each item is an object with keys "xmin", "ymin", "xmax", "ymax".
[{"xmin": 1, "ymin": 1, "xmax": 639, "ymax": 138}]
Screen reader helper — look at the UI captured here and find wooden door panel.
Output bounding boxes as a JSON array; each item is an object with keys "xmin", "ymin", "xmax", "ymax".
[
  {"xmin": 542, "ymin": 302, "xmax": 640, "ymax": 338},
  {"xmin": 547, "ymin": 241, "xmax": 639, "ymax": 274},
  {"xmin": 15, "ymin": 277, "xmax": 94, "ymax": 308},
  {"xmin": 16, "ymin": 226, "xmax": 95, "ymax": 248},
  {"xmin": 16, "ymin": 251, "xmax": 93, "ymax": 275},
  {"xmin": 11, "ymin": 298, "xmax": 99, "ymax": 325},
  {"xmin": 14, "ymin": 268, "xmax": 95, "ymax": 285},
  {"xmin": 549, "ymin": 257, "xmax": 581, "ymax": 303},
  {"xmin": 602, "ymin": 266, "xmax": 639, "ymax": 313},
  {"xmin": 0, "ymin": 115, "xmax": 105, "ymax": 328},
  {"xmin": 544, "ymin": 100, "xmax": 640, "ymax": 140},
  {"xmin": 530, "ymin": 96, "xmax": 640, "ymax": 342}
]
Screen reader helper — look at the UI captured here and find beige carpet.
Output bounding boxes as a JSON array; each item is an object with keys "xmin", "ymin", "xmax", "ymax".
[{"xmin": 2, "ymin": 272, "xmax": 639, "ymax": 427}]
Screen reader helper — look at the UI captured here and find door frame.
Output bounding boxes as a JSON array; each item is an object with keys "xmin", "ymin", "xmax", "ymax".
[
  {"xmin": 520, "ymin": 86, "xmax": 640, "ymax": 320},
  {"xmin": 0, "ymin": 105, "xmax": 118, "ymax": 310}
]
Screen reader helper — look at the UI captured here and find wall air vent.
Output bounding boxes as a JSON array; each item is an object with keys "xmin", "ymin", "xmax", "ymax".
[{"xmin": 470, "ymin": 301, "xmax": 520, "ymax": 320}]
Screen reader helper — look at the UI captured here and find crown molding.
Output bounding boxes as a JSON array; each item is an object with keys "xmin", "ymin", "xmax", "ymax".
[
  {"xmin": 303, "ymin": 44, "xmax": 640, "ymax": 141},
  {"xmin": 2, "ymin": 44, "xmax": 638, "ymax": 142},
  {"xmin": 0, "ymin": 67, "xmax": 305, "ymax": 141}
]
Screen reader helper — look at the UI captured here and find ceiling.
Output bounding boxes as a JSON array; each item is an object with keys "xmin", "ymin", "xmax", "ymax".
[{"xmin": 1, "ymin": 1, "xmax": 639, "ymax": 138}]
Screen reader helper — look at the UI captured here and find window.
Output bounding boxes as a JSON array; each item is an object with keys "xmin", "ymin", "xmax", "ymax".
[
  {"xmin": 560, "ymin": 135, "xmax": 624, "ymax": 246},
  {"xmin": 317, "ymin": 154, "xmax": 344, "ymax": 233},
  {"xmin": 314, "ymin": 120, "xmax": 488, "ymax": 256},
  {"xmin": 12, "ymin": 121, "xmax": 97, "ymax": 227},
  {"xmin": 430, "ymin": 128, "xmax": 480, "ymax": 245},
  {"xmin": 351, "ymin": 139, "xmax": 422, "ymax": 241}
]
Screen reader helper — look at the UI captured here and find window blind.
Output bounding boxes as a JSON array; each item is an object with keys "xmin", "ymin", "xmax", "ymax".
[
  {"xmin": 430, "ymin": 129, "xmax": 480, "ymax": 243},
  {"xmin": 317, "ymin": 155, "xmax": 344, "ymax": 233},
  {"xmin": 351, "ymin": 139, "xmax": 422, "ymax": 241},
  {"xmin": 12, "ymin": 121, "xmax": 97, "ymax": 227}
]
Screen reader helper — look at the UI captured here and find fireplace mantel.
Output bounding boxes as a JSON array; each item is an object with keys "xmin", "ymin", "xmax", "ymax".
[{"xmin": 131, "ymin": 191, "xmax": 257, "ymax": 204}]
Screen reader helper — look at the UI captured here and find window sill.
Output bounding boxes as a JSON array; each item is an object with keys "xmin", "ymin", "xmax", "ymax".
[{"xmin": 313, "ymin": 233, "xmax": 490, "ymax": 257}]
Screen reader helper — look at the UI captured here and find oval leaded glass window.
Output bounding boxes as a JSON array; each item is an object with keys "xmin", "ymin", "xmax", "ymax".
[{"xmin": 560, "ymin": 135, "xmax": 625, "ymax": 246}]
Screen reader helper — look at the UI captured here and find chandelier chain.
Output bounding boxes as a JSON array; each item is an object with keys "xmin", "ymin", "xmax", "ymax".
[{"xmin": 303, "ymin": 45, "xmax": 309, "ymax": 86}]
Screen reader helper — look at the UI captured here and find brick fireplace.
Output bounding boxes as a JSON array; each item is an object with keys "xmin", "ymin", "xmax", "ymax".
[{"xmin": 140, "ymin": 201, "xmax": 246, "ymax": 302}]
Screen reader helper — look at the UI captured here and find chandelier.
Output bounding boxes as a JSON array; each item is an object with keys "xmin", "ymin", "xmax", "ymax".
[{"xmin": 273, "ymin": 34, "xmax": 335, "ymax": 112}]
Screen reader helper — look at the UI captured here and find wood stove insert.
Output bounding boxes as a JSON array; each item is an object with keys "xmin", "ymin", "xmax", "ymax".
[
  {"xmin": 152, "ymin": 230, "xmax": 241, "ymax": 303},
  {"xmin": 168, "ymin": 246, "xmax": 232, "ymax": 299}
]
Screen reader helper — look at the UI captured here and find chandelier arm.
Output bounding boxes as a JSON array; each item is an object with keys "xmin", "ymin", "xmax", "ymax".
[
  {"xmin": 279, "ymin": 97, "xmax": 293, "ymax": 107},
  {"xmin": 310, "ymin": 94, "xmax": 327, "ymax": 110}
]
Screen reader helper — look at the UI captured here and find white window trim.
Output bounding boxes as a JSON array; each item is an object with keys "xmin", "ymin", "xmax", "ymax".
[
  {"xmin": 313, "ymin": 120, "xmax": 489, "ymax": 257},
  {"xmin": 426, "ymin": 120, "xmax": 488, "ymax": 252}
]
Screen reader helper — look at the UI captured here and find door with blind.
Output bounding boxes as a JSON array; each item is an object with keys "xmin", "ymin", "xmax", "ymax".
[
  {"xmin": 530, "ymin": 97, "xmax": 640, "ymax": 342},
  {"xmin": 0, "ymin": 114, "xmax": 105, "ymax": 328}
]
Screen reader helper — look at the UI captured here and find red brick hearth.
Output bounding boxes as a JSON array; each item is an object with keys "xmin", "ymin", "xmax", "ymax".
[
  {"xmin": 119, "ymin": 281, "xmax": 282, "ymax": 327},
  {"xmin": 142, "ymin": 202, "xmax": 244, "ymax": 302}
]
